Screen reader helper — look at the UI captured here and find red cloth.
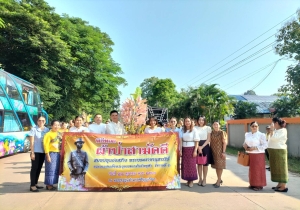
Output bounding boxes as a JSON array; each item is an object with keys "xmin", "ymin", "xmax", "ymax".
[
  {"xmin": 181, "ymin": 147, "xmax": 198, "ymax": 181},
  {"xmin": 249, "ymin": 153, "xmax": 266, "ymax": 187}
]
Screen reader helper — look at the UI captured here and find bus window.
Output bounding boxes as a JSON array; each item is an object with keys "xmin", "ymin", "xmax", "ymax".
[
  {"xmin": 0, "ymin": 87, "xmax": 4, "ymax": 96},
  {"xmin": 16, "ymin": 112, "xmax": 31, "ymax": 131},
  {"xmin": 6, "ymin": 78, "xmax": 21, "ymax": 100},
  {"xmin": 32, "ymin": 115, "xmax": 38, "ymax": 123},
  {"xmin": 3, "ymin": 111, "xmax": 21, "ymax": 132}
]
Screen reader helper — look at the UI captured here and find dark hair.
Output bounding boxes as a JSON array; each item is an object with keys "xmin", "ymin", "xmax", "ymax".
[
  {"xmin": 148, "ymin": 116, "xmax": 158, "ymax": 125},
  {"xmin": 250, "ymin": 121, "xmax": 258, "ymax": 126},
  {"xmin": 37, "ymin": 115, "xmax": 46, "ymax": 121},
  {"xmin": 110, "ymin": 110, "xmax": 118, "ymax": 116},
  {"xmin": 169, "ymin": 117, "xmax": 177, "ymax": 121},
  {"xmin": 197, "ymin": 115, "xmax": 206, "ymax": 126},
  {"xmin": 74, "ymin": 116, "xmax": 83, "ymax": 120},
  {"xmin": 272, "ymin": 117, "xmax": 286, "ymax": 128},
  {"xmin": 157, "ymin": 121, "xmax": 163, "ymax": 127},
  {"xmin": 183, "ymin": 117, "xmax": 193, "ymax": 133},
  {"xmin": 61, "ymin": 122, "xmax": 66, "ymax": 126},
  {"xmin": 51, "ymin": 120, "xmax": 59, "ymax": 126},
  {"xmin": 94, "ymin": 114, "xmax": 102, "ymax": 118}
]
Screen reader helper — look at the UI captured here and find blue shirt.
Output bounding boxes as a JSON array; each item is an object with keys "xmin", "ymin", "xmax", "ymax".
[
  {"xmin": 165, "ymin": 127, "xmax": 183, "ymax": 139},
  {"xmin": 29, "ymin": 126, "xmax": 50, "ymax": 153}
]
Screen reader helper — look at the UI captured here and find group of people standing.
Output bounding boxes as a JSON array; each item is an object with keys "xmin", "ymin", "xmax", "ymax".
[
  {"xmin": 244, "ymin": 117, "xmax": 288, "ymax": 192},
  {"xmin": 29, "ymin": 109, "xmax": 288, "ymax": 193}
]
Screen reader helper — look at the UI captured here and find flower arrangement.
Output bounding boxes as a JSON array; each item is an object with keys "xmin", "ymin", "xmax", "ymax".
[{"xmin": 120, "ymin": 87, "xmax": 147, "ymax": 134}]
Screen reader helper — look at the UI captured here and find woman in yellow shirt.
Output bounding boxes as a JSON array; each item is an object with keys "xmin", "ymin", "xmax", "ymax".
[{"xmin": 43, "ymin": 120, "xmax": 62, "ymax": 190}]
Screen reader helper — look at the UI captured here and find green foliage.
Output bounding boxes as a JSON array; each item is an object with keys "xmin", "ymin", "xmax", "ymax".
[
  {"xmin": 244, "ymin": 90, "xmax": 256, "ymax": 95},
  {"xmin": 271, "ymin": 96, "xmax": 300, "ymax": 117},
  {"xmin": 0, "ymin": 17, "xmax": 5, "ymax": 28},
  {"xmin": 275, "ymin": 10, "xmax": 300, "ymax": 108},
  {"xmin": 0, "ymin": 0, "xmax": 126, "ymax": 121},
  {"xmin": 233, "ymin": 100, "xmax": 257, "ymax": 119},
  {"xmin": 140, "ymin": 77, "xmax": 159, "ymax": 106}
]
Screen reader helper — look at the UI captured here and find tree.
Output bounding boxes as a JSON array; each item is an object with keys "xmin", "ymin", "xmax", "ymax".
[
  {"xmin": 244, "ymin": 90, "xmax": 256, "ymax": 95},
  {"xmin": 233, "ymin": 101, "xmax": 257, "ymax": 119},
  {"xmin": 270, "ymin": 97, "xmax": 300, "ymax": 117},
  {"xmin": 150, "ymin": 78, "xmax": 178, "ymax": 108},
  {"xmin": 0, "ymin": 17, "xmax": 5, "ymax": 28},
  {"xmin": 0, "ymin": 0, "xmax": 126, "ymax": 120},
  {"xmin": 275, "ymin": 10, "xmax": 300, "ymax": 106},
  {"xmin": 140, "ymin": 77, "xmax": 159, "ymax": 106}
]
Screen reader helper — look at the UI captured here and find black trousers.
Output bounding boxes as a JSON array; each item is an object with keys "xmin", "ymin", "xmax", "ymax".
[
  {"xmin": 30, "ymin": 153, "xmax": 45, "ymax": 186},
  {"xmin": 265, "ymin": 149, "xmax": 269, "ymax": 161}
]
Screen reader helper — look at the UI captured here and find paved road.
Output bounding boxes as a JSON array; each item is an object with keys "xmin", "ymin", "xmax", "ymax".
[{"xmin": 0, "ymin": 152, "xmax": 299, "ymax": 210}]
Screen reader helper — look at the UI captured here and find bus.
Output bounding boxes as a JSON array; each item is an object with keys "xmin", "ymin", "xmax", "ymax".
[{"xmin": 0, "ymin": 69, "xmax": 48, "ymax": 158}]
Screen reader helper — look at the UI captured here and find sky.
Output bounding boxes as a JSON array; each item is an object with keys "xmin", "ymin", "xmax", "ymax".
[{"xmin": 45, "ymin": 0, "xmax": 299, "ymax": 103}]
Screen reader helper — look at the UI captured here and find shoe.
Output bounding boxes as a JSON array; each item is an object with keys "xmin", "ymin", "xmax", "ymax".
[
  {"xmin": 275, "ymin": 188, "xmax": 288, "ymax": 192},
  {"xmin": 188, "ymin": 182, "xmax": 193, "ymax": 188},
  {"xmin": 213, "ymin": 180, "xmax": 223, "ymax": 188},
  {"xmin": 46, "ymin": 186, "xmax": 57, "ymax": 191},
  {"xmin": 201, "ymin": 180, "xmax": 206, "ymax": 187},
  {"xmin": 266, "ymin": 167, "xmax": 270, "ymax": 170},
  {"xmin": 197, "ymin": 181, "xmax": 202, "ymax": 186},
  {"xmin": 35, "ymin": 185, "xmax": 44, "ymax": 189},
  {"xmin": 252, "ymin": 187, "xmax": 262, "ymax": 191},
  {"xmin": 272, "ymin": 187, "xmax": 279, "ymax": 190},
  {"xmin": 30, "ymin": 187, "xmax": 39, "ymax": 192}
]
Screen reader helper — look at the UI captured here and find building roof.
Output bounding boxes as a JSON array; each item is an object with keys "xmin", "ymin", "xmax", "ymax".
[{"xmin": 230, "ymin": 95, "xmax": 279, "ymax": 114}]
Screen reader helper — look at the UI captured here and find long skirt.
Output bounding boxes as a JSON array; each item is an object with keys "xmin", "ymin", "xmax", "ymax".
[
  {"xmin": 181, "ymin": 147, "xmax": 198, "ymax": 181},
  {"xmin": 268, "ymin": 148, "xmax": 288, "ymax": 183},
  {"xmin": 249, "ymin": 153, "xmax": 266, "ymax": 187},
  {"xmin": 45, "ymin": 152, "xmax": 60, "ymax": 185},
  {"xmin": 198, "ymin": 140, "xmax": 214, "ymax": 166}
]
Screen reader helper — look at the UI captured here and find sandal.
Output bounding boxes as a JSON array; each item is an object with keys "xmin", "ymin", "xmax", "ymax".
[
  {"xmin": 188, "ymin": 182, "xmax": 193, "ymax": 188},
  {"xmin": 46, "ymin": 186, "xmax": 57, "ymax": 191},
  {"xmin": 197, "ymin": 180, "xmax": 202, "ymax": 186}
]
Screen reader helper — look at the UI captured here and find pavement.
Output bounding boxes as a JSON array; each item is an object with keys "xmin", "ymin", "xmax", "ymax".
[{"xmin": 0, "ymin": 152, "xmax": 299, "ymax": 210}]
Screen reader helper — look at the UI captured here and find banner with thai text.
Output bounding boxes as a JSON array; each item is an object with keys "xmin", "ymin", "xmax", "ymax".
[{"xmin": 58, "ymin": 133, "xmax": 180, "ymax": 191}]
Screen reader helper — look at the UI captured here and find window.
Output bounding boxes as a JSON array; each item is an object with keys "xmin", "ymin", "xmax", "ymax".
[
  {"xmin": 3, "ymin": 111, "xmax": 21, "ymax": 132},
  {"xmin": 16, "ymin": 112, "xmax": 31, "ymax": 131},
  {"xmin": 6, "ymin": 78, "xmax": 21, "ymax": 100},
  {"xmin": 0, "ymin": 110, "xmax": 3, "ymax": 132}
]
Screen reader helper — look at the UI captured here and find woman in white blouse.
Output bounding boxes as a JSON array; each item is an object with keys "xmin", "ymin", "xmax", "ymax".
[
  {"xmin": 144, "ymin": 117, "xmax": 164, "ymax": 134},
  {"xmin": 180, "ymin": 117, "xmax": 199, "ymax": 188},
  {"xmin": 268, "ymin": 117, "xmax": 288, "ymax": 192},
  {"xmin": 69, "ymin": 116, "xmax": 90, "ymax": 132},
  {"xmin": 195, "ymin": 116, "xmax": 212, "ymax": 187},
  {"xmin": 243, "ymin": 121, "xmax": 268, "ymax": 191}
]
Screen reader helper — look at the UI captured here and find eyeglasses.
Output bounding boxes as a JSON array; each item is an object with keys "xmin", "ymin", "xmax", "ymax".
[{"xmin": 251, "ymin": 125, "xmax": 258, "ymax": 128}]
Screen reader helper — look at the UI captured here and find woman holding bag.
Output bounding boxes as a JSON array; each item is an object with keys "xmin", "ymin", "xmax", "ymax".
[
  {"xmin": 243, "ymin": 121, "xmax": 268, "ymax": 191},
  {"xmin": 210, "ymin": 121, "xmax": 227, "ymax": 188},
  {"xmin": 195, "ymin": 116, "xmax": 213, "ymax": 187}
]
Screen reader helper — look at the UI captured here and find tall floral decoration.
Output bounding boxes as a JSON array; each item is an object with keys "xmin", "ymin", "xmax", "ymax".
[{"xmin": 120, "ymin": 87, "xmax": 147, "ymax": 134}]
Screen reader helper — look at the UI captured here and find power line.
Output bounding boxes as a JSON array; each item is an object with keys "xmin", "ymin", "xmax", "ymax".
[
  {"xmin": 201, "ymin": 43, "xmax": 275, "ymax": 84},
  {"xmin": 181, "ymin": 11, "xmax": 297, "ymax": 87},
  {"xmin": 251, "ymin": 59, "xmax": 281, "ymax": 90},
  {"xmin": 223, "ymin": 60, "xmax": 280, "ymax": 90}
]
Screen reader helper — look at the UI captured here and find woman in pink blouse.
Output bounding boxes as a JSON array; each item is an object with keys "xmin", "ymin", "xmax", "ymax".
[{"xmin": 243, "ymin": 121, "xmax": 268, "ymax": 191}]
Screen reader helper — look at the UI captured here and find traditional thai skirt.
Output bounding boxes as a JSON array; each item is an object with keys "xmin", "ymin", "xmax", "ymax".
[
  {"xmin": 268, "ymin": 148, "xmax": 288, "ymax": 183},
  {"xmin": 249, "ymin": 153, "xmax": 266, "ymax": 187},
  {"xmin": 44, "ymin": 152, "xmax": 60, "ymax": 185},
  {"xmin": 181, "ymin": 147, "xmax": 198, "ymax": 181}
]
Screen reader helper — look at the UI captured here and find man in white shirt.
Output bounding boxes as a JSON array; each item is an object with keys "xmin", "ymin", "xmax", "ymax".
[
  {"xmin": 88, "ymin": 114, "xmax": 106, "ymax": 134},
  {"xmin": 106, "ymin": 110, "xmax": 126, "ymax": 135}
]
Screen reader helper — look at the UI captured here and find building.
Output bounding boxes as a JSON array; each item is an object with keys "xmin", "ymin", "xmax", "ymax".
[{"xmin": 230, "ymin": 95, "xmax": 279, "ymax": 118}]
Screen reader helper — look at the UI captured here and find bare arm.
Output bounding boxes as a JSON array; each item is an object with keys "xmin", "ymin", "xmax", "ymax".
[{"xmin": 29, "ymin": 136, "xmax": 35, "ymax": 160}]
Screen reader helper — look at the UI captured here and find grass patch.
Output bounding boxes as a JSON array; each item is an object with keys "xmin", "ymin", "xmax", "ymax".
[{"xmin": 226, "ymin": 145, "xmax": 300, "ymax": 174}]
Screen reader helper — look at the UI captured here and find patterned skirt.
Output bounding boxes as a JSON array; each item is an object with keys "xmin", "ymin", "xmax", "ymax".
[
  {"xmin": 181, "ymin": 147, "xmax": 198, "ymax": 181},
  {"xmin": 249, "ymin": 153, "xmax": 266, "ymax": 187},
  {"xmin": 268, "ymin": 148, "xmax": 288, "ymax": 183},
  {"xmin": 45, "ymin": 152, "xmax": 60, "ymax": 185},
  {"xmin": 198, "ymin": 140, "xmax": 214, "ymax": 166}
]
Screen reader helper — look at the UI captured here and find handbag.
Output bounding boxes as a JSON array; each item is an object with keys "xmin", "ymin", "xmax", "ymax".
[
  {"xmin": 197, "ymin": 155, "xmax": 207, "ymax": 165},
  {"xmin": 237, "ymin": 151, "xmax": 250, "ymax": 166}
]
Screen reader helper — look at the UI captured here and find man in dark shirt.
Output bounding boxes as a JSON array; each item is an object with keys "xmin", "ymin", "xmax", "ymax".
[{"xmin": 67, "ymin": 138, "xmax": 89, "ymax": 186}]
